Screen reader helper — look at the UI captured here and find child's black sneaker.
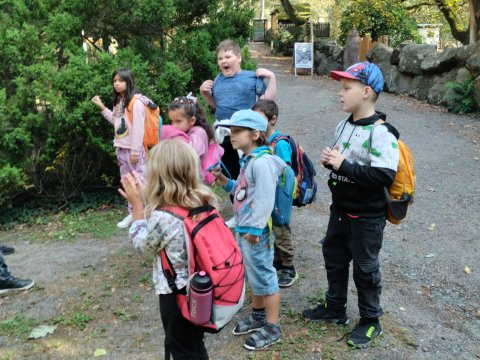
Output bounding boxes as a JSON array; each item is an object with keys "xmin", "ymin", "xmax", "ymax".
[
  {"xmin": 0, "ymin": 245, "xmax": 15, "ymax": 256},
  {"xmin": 346, "ymin": 318, "xmax": 382, "ymax": 348},
  {"xmin": 278, "ymin": 268, "xmax": 298, "ymax": 288},
  {"xmin": 302, "ymin": 303, "xmax": 349, "ymax": 324},
  {"xmin": 0, "ymin": 277, "xmax": 34, "ymax": 294}
]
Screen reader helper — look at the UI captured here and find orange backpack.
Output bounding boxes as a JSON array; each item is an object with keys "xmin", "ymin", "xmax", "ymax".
[
  {"xmin": 126, "ymin": 95, "xmax": 161, "ymax": 150},
  {"xmin": 370, "ymin": 121, "xmax": 415, "ymax": 224}
]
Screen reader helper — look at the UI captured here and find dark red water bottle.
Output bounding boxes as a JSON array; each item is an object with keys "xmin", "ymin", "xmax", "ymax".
[{"xmin": 189, "ymin": 271, "xmax": 213, "ymax": 325}]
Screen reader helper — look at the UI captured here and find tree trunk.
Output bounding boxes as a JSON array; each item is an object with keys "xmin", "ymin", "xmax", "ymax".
[
  {"xmin": 470, "ymin": 0, "xmax": 477, "ymax": 44},
  {"xmin": 280, "ymin": 0, "xmax": 306, "ymax": 25},
  {"xmin": 433, "ymin": 0, "xmax": 469, "ymax": 44}
]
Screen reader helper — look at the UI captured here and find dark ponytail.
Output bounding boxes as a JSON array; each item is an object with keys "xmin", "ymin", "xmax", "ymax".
[{"xmin": 168, "ymin": 96, "xmax": 215, "ymax": 142}]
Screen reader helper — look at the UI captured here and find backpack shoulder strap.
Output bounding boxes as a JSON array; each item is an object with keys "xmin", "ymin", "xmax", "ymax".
[
  {"xmin": 256, "ymin": 76, "xmax": 265, "ymax": 97},
  {"xmin": 126, "ymin": 95, "xmax": 140, "ymax": 125},
  {"xmin": 368, "ymin": 120, "xmax": 386, "ymax": 153}
]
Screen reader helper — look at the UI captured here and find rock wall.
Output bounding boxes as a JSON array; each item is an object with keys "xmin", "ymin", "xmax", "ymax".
[
  {"xmin": 367, "ymin": 42, "xmax": 477, "ymax": 109},
  {"xmin": 314, "ymin": 39, "xmax": 479, "ymax": 110}
]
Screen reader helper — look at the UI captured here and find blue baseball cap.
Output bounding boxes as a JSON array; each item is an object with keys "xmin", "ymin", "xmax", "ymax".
[
  {"xmin": 220, "ymin": 109, "xmax": 268, "ymax": 132},
  {"xmin": 330, "ymin": 62, "xmax": 384, "ymax": 94}
]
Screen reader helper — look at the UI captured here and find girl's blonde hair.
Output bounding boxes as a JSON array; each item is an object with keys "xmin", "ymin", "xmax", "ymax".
[{"xmin": 144, "ymin": 140, "xmax": 217, "ymax": 218}]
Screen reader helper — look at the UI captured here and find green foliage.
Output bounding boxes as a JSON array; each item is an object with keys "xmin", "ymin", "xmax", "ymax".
[
  {"xmin": 53, "ymin": 312, "xmax": 92, "ymax": 331},
  {"xmin": 339, "ymin": 0, "xmax": 420, "ymax": 47},
  {"xmin": 445, "ymin": 76, "xmax": 476, "ymax": 114},
  {"xmin": 0, "ymin": 315, "xmax": 40, "ymax": 339},
  {"xmin": 0, "ymin": 0, "xmax": 254, "ymax": 213}
]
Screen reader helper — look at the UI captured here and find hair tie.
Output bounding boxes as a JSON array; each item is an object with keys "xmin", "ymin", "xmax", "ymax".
[{"xmin": 186, "ymin": 92, "xmax": 197, "ymax": 104}]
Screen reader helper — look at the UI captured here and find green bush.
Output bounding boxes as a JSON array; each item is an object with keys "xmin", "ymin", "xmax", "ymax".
[
  {"xmin": 0, "ymin": 0, "xmax": 254, "ymax": 215},
  {"xmin": 444, "ymin": 75, "xmax": 476, "ymax": 114}
]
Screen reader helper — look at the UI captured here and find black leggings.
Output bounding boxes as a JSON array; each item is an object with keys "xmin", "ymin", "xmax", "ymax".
[{"xmin": 159, "ymin": 293, "xmax": 209, "ymax": 360}]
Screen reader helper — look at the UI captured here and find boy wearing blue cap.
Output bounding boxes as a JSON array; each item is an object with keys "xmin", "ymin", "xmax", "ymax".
[
  {"xmin": 211, "ymin": 109, "xmax": 286, "ymax": 351},
  {"xmin": 302, "ymin": 62, "xmax": 400, "ymax": 349}
]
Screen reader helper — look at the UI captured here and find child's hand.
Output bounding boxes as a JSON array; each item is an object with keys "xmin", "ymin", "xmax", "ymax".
[
  {"xmin": 130, "ymin": 154, "xmax": 139, "ymax": 165},
  {"xmin": 210, "ymin": 165, "xmax": 228, "ymax": 186},
  {"xmin": 244, "ymin": 233, "xmax": 259, "ymax": 244},
  {"xmin": 200, "ymin": 80, "xmax": 214, "ymax": 94},
  {"xmin": 118, "ymin": 172, "xmax": 144, "ymax": 206},
  {"xmin": 320, "ymin": 147, "xmax": 331, "ymax": 165},
  {"xmin": 91, "ymin": 95, "xmax": 105, "ymax": 110},
  {"xmin": 324, "ymin": 145, "xmax": 345, "ymax": 171},
  {"xmin": 256, "ymin": 68, "xmax": 274, "ymax": 79}
]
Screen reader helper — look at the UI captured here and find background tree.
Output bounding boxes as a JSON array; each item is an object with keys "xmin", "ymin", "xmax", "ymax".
[
  {"xmin": 0, "ymin": 0, "xmax": 254, "ymax": 213},
  {"xmin": 338, "ymin": 0, "xmax": 420, "ymax": 46}
]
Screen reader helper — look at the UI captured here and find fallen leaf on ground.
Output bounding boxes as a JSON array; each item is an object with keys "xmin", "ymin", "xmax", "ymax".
[
  {"xmin": 464, "ymin": 266, "xmax": 471, "ymax": 274},
  {"xmin": 425, "ymin": 253, "xmax": 435, "ymax": 258},
  {"xmin": 428, "ymin": 224, "xmax": 436, "ymax": 231},
  {"xmin": 94, "ymin": 348, "xmax": 107, "ymax": 357},
  {"xmin": 29, "ymin": 325, "xmax": 57, "ymax": 339}
]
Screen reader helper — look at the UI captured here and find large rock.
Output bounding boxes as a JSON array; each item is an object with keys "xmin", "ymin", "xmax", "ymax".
[
  {"xmin": 332, "ymin": 46, "xmax": 344, "ymax": 62},
  {"xmin": 473, "ymin": 76, "xmax": 480, "ymax": 108},
  {"xmin": 391, "ymin": 41, "xmax": 413, "ymax": 65},
  {"xmin": 316, "ymin": 56, "xmax": 343, "ymax": 75},
  {"xmin": 421, "ymin": 47, "xmax": 458, "ymax": 74},
  {"xmin": 456, "ymin": 67, "xmax": 473, "ymax": 84},
  {"xmin": 367, "ymin": 44, "xmax": 393, "ymax": 64},
  {"xmin": 399, "ymin": 44, "xmax": 437, "ymax": 75},
  {"xmin": 343, "ymin": 28, "xmax": 360, "ymax": 68},
  {"xmin": 377, "ymin": 61, "xmax": 412, "ymax": 94},
  {"xmin": 466, "ymin": 53, "xmax": 480, "ymax": 78},
  {"xmin": 427, "ymin": 67, "xmax": 460, "ymax": 105},
  {"xmin": 455, "ymin": 43, "xmax": 475, "ymax": 63},
  {"xmin": 408, "ymin": 75, "xmax": 435, "ymax": 101}
]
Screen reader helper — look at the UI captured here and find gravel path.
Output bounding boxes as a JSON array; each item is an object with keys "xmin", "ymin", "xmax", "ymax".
[
  {"xmin": 249, "ymin": 42, "xmax": 480, "ymax": 359},
  {"xmin": 1, "ymin": 43, "xmax": 479, "ymax": 360}
]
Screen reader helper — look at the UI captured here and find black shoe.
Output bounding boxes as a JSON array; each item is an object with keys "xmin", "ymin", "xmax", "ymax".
[
  {"xmin": 0, "ymin": 277, "xmax": 34, "ymax": 294},
  {"xmin": 0, "ymin": 245, "xmax": 15, "ymax": 256},
  {"xmin": 346, "ymin": 318, "xmax": 382, "ymax": 348},
  {"xmin": 278, "ymin": 268, "xmax": 298, "ymax": 288},
  {"xmin": 302, "ymin": 303, "xmax": 349, "ymax": 324}
]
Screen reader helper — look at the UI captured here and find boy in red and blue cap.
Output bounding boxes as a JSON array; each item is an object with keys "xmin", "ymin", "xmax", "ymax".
[{"xmin": 302, "ymin": 62, "xmax": 400, "ymax": 349}]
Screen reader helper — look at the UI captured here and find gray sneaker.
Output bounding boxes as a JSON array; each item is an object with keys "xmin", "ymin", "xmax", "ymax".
[
  {"xmin": 232, "ymin": 314, "xmax": 265, "ymax": 335},
  {"xmin": 243, "ymin": 324, "xmax": 281, "ymax": 351}
]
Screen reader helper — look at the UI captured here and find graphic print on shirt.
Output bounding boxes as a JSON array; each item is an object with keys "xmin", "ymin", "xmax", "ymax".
[
  {"xmin": 115, "ymin": 117, "xmax": 129, "ymax": 139},
  {"xmin": 233, "ymin": 167, "xmax": 249, "ymax": 214}
]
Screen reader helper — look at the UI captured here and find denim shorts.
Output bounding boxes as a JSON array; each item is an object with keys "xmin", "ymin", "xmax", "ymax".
[{"xmin": 236, "ymin": 232, "xmax": 279, "ymax": 296}]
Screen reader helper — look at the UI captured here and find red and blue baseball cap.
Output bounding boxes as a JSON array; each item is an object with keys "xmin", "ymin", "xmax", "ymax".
[{"xmin": 330, "ymin": 62, "xmax": 384, "ymax": 94}]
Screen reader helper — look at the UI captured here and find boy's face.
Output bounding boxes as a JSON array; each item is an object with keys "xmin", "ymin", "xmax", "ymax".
[
  {"xmin": 217, "ymin": 49, "xmax": 242, "ymax": 77},
  {"xmin": 255, "ymin": 110, "xmax": 276, "ymax": 130},
  {"xmin": 230, "ymin": 126, "xmax": 259, "ymax": 151},
  {"xmin": 338, "ymin": 78, "xmax": 371, "ymax": 113}
]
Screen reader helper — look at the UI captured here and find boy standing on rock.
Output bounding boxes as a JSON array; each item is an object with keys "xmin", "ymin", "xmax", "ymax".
[{"xmin": 303, "ymin": 62, "xmax": 399, "ymax": 349}]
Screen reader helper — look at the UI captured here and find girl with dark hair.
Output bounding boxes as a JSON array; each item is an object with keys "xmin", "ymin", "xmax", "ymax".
[
  {"xmin": 92, "ymin": 68, "xmax": 151, "ymax": 229},
  {"xmin": 166, "ymin": 93, "xmax": 219, "ymax": 184}
]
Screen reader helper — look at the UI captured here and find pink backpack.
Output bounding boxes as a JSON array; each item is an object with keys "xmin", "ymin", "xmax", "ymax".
[
  {"xmin": 159, "ymin": 205, "xmax": 245, "ymax": 332},
  {"xmin": 201, "ymin": 143, "xmax": 224, "ymax": 185}
]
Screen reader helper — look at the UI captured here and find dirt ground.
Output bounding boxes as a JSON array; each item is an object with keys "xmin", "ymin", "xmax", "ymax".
[{"xmin": 1, "ymin": 43, "xmax": 479, "ymax": 360}]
